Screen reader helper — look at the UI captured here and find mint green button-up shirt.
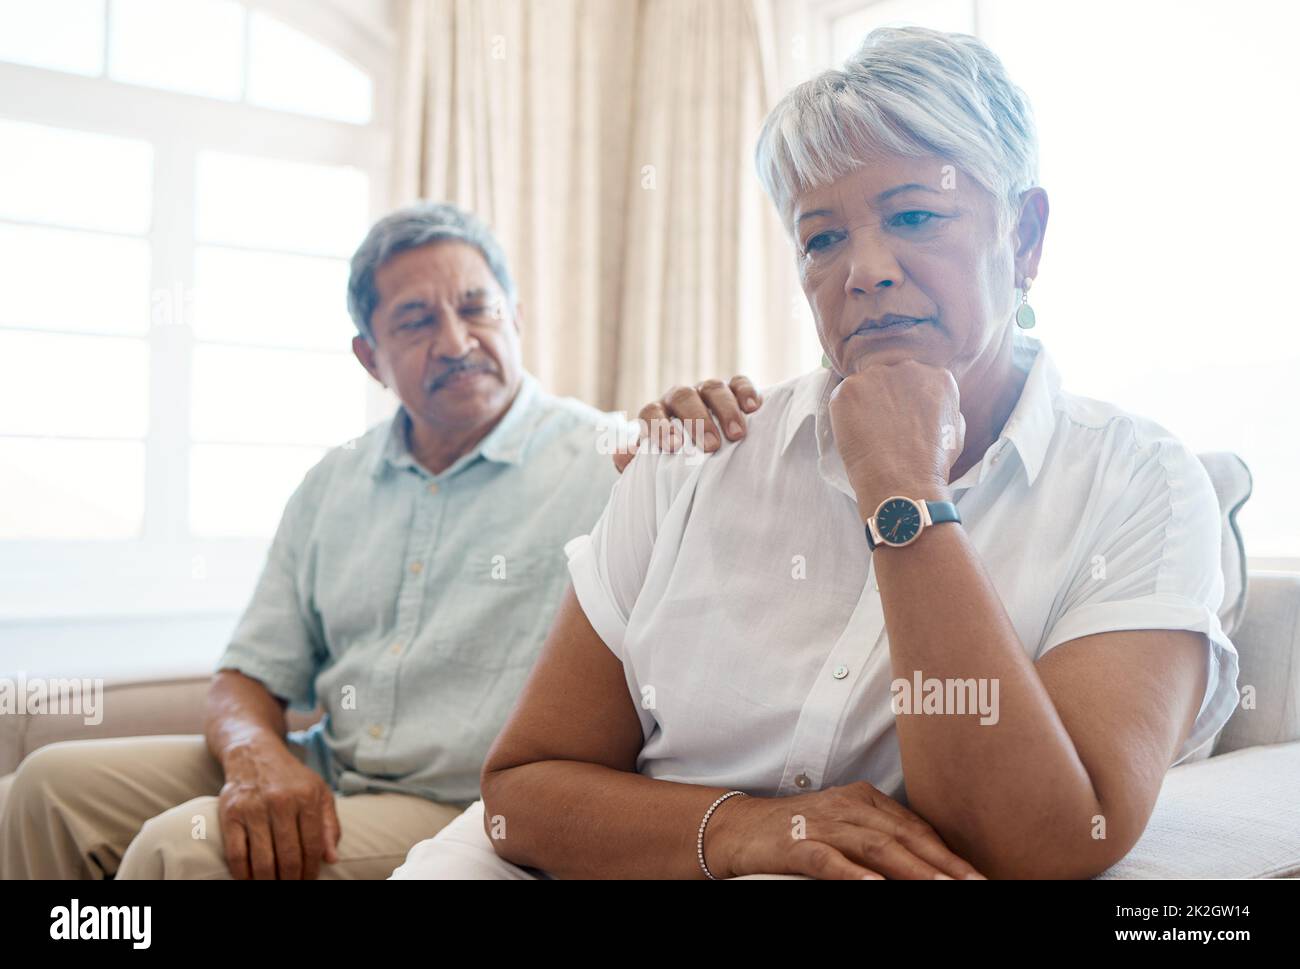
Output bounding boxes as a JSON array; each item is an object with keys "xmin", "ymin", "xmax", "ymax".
[{"xmin": 215, "ymin": 371, "xmax": 622, "ymax": 805}]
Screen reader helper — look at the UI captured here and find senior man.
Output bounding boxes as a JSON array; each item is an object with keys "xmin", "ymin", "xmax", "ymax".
[{"xmin": 0, "ymin": 202, "xmax": 761, "ymax": 880}]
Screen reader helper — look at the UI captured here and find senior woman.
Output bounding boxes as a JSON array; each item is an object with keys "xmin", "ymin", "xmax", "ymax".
[{"xmin": 391, "ymin": 26, "xmax": 1239, "ymax": 880}]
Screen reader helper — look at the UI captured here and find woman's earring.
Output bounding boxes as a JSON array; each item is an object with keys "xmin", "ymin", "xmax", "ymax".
[
  {"xmin": 1013, "ymin": 275, "xmax": 1034, "ymax": 329},
  {"xmin": 821, "ymin": 352, "xmax": 831, "ymax": 369},
  {"xmin": 1015, "ymin": 277, "xmax": 1036, "ymax": 329}
]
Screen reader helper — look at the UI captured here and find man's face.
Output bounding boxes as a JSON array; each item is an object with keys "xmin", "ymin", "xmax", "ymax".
[
  {"xmin": 354, "ymin": 241, "xmax": 523, "ymax": 433},
  {"xmin": 791, "ymin": 150, "xmax": 1016, "ymax": 381}
]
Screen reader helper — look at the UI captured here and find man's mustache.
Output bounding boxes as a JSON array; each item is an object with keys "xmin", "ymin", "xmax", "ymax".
[{"xmin": 427, "ymin": 359, "xmax": 497, "ymax": 392}]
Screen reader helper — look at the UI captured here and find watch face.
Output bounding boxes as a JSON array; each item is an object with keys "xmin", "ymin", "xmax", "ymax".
[{"xmin": 875, "ymin": 498, "xmax": 923, "ymax": 546}]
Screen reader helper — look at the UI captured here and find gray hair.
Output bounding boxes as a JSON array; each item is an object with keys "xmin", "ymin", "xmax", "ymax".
[
  {"xmin": 755, "ymin": 25, "xmax": 1039, "ymax": 237},
  {"xmin": 346, "ymin": 201, "xmax": 517, "ymax": 342}
]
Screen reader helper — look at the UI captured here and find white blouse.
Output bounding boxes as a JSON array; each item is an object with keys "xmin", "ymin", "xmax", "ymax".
[{"xmin": 564, "ymin": 332, "xmax": 1240, "ymax": 804}]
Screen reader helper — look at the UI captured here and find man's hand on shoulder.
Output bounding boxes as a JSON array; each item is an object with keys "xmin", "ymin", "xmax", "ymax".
[{"xmin": 614, "ymin": 374, "xmax": 763, "ymax": 473}]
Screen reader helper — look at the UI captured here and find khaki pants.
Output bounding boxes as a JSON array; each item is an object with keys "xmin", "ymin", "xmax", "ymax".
[{"xmin": 0, "ymin": 736, "xmax": 465, "ymax": 880}]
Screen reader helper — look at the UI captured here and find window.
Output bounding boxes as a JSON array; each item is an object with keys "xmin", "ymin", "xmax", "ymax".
[
  {"xmin": 822, "ymin": 0, "xmax": 1300, "ymax": 563},
  {"xmin": 0, "ymin": 0, "xmax": 107, "ymax": 77},
  {"xmin": 0, "ymin": 0, "xmax": 374, "ymax": 121},
  {"xmin": 189, "ymin": 149, "xmax": 371, "ymax": 537},
  {"xmin": 0, "ymin": 120, "xmax": 154, "ymax": 542},
  {"xmin": 0, "ymin": 0, "xmax": 393, "ymax": 620}
]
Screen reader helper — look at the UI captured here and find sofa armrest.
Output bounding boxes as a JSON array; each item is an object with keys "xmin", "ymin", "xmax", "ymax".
[
  {"xmin": 1215, "ymin": 571, "xmax": 1300, "ymax": 755},
  {"xmin": 0, "ymin": 675, "xmax": 324, "ymax": 776},
  {"xmin": 1097, "ymin": 741, "xmax": 1300, "ymax": 878},
  {"xmin": 0, "ymin": 676, "xmax": 208, "ymax": 776}
]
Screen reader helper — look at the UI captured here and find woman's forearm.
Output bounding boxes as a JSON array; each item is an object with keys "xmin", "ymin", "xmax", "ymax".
[
  {"xmin": 870, "ymin": 496, "xmax": 1114, "ymax": 878},
  {"xmin": 481, "ymin": 761, "xmax": 741, "ymax": 879}
]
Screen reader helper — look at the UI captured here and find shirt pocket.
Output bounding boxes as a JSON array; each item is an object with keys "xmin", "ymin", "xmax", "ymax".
[
  {"xmin": 461, "ymin": 546, "xmax": 562, "ymax": 587},
  {"xmin": 443, "ymin": 547, "xmax": 567, "ymax": 673}
]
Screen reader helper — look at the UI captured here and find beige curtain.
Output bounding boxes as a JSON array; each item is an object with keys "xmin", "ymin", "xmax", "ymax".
[{"xmin": 392, "ymin": 0, "xmax": 802, "ymax": 414}]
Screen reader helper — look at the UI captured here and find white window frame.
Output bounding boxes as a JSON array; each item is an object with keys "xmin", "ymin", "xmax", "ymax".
[{"xmin": 0, "ymin": 0, "xmax": 397, "ymax": 621}]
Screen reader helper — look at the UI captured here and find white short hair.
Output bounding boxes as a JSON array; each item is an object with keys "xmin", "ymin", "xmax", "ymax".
[{"xmin": 755, "ymin": 26, "xmax": 1039, "ymax": 236}]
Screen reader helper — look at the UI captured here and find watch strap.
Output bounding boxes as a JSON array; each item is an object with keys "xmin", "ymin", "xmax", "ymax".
[{"xmin": 925, "ymin": 499, "xmax": 961, "ymax": 527}]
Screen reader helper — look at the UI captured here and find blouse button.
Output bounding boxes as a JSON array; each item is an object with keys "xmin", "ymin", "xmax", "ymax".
[{"xmin": 832, "ymin": 665, "xmax": 849, "ymax": 680}]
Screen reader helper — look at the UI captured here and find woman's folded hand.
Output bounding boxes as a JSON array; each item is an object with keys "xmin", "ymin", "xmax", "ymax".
[{"xmin": 707, "ymin": 780, "xmax": 987, "ymax": 880}]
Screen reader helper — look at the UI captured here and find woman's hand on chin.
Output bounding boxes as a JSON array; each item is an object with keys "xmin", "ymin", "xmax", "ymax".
[
  {"xmin": 829, "ymin": 359, "xmax": 964, "ymax": 514},
  {"xmin": 706, "ymin": 780, "xmax": 987, "ymax": 880}
]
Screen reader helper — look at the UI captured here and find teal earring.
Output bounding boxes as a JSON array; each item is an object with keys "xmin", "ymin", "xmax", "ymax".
[
  {"xmin": 821, "ymin": 352, "xmax": 831, "ymax": 368},
  {"xmin": 1014, "ymin": 276, "xmax": 1036, "ymax": 329}
]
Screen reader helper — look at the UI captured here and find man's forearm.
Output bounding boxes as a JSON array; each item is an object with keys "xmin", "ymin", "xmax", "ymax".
[
  {"xmin": 870, "ymin": 489, "xmax": 1116, "ymax": 878},
  {"xmin": 205, "ymin": 670, "xmax": 291, "ymax": 768},
  {"xmin": 481, "ymin": 761, "xmax": 739, "ymax": 879}
]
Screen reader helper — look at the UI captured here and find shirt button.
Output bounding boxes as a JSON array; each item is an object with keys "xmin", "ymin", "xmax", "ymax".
[
  {"xmin": 428, "ymin": 483, "xmax": 439, "ymax": 495},
  {"xmin": 409, "ymin": 561, "xmax": 423, "ymax": 574},
  {"xmin": 832, "ymin": 665, "xmax": 849, "ymax": 680},
  {"xmin": 390, "ymin": 642, "xmax": 403, "ymax": 656},
  {"xmin": 368, "ymin": 724, "xmax": 383, "ymax": 738},
  {"xmin": 794, "ymin": 773, "xmax": 811, "ymax": 789}
]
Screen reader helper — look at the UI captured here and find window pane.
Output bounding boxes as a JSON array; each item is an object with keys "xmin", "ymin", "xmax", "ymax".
[
  {"xmin": 191, "ymin": 344, "xmax": 367, "ymax": 445},
  {"xmin": 190, "ymin": 442, "xmax": 324, "ymax": 538},
  {"xmin": 107, "ymin": 0, "xmax": 244, "ymax": 100},
  {"xmin": 0, "ymin": 0, "xmax": 106, "ymax": 76},
  {"xmin": 0, "ymin": 224, "xmax": 150, "ymax": 334},
  {"xmin": 247, "ymin": 12, "xmax": 373, "ymax": 124},
  {"xmin": 0, "ymin": 332, "xmax": 149, "ymax": 437},
  {"xmin": 196, "ymin": 151, "xmax": 369, "ymax": 257},
  {"xmin": 0, "ymin": 120, "xmax": 152, "ymax": 234},
  {"xmin": 194, "ymin": 247, "xmax": 354, "ymax": 350},
  {"xmin": 0, "ymin": 438, "xmax": 144, "ymax": 539}
]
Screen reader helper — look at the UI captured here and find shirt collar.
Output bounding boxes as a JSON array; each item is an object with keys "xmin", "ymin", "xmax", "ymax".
[
  {"xmin": 370, "ymin": 370, "xmax": 543, "ymax": 479},
  {"xmin": 781, "ymin": 366, "xmax": 831, "ymax": 457},
  {"xmin": 984, "ymin": 331, "xmax": 1061, "ymax": 489},
  {"xmin": 780, "ymin": 330, "xmax": 1061, "ymax": 491}
]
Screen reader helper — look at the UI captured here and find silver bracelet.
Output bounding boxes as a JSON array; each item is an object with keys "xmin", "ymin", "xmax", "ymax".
[{"xmin": 697, "ymin": 790, "xmax": 748, "ymax": 880}]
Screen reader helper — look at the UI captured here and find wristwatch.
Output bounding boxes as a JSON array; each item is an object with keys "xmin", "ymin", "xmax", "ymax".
[{"xmin": 865, "ymin": 496, "xmax": 961, "ymax": 550}]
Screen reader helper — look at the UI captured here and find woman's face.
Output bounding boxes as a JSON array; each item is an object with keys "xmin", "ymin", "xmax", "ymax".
[{"xmin": 791, "ymin": 151, "xmax": 1024, "ymax": 381}]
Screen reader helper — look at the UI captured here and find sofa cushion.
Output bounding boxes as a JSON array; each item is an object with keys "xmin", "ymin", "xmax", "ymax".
[
  {"xmin": 1097, "ymin": 740, "xmax": 1300, "ymax": 878},
  {"xmin": 1174, "ymin": 453, "xmax": 1252, "ymax": 764},
  {"xmin": 1197, "ymin": 452, "xmax": 1251, "ymax": 637}
]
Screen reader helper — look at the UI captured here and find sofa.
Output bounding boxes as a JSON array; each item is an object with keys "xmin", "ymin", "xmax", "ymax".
[{"xmin": 2, "ymin": 452, "xmax": 1297, "ymax": 878}]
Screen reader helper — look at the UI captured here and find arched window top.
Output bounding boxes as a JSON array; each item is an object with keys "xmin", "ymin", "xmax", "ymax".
[{"xmin": 0, "ymin": 0, "xmax": 374, "ymax": 124}]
